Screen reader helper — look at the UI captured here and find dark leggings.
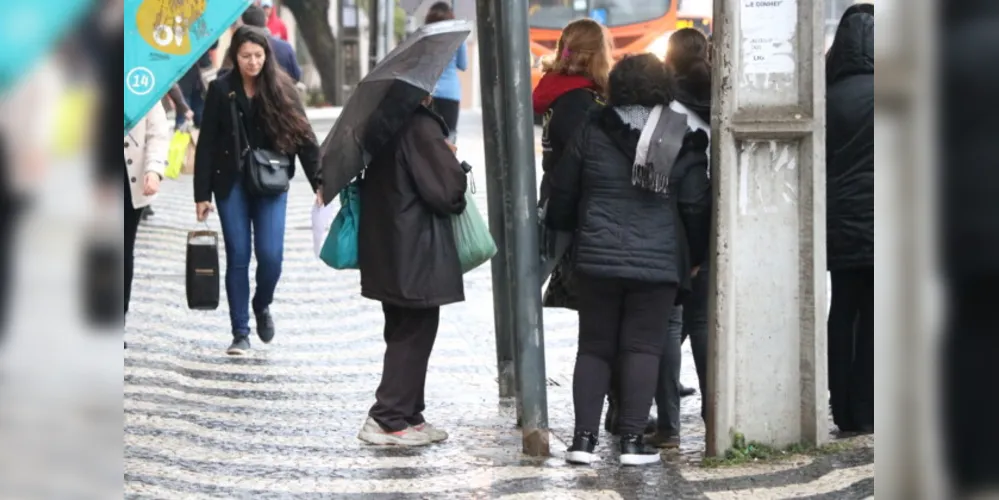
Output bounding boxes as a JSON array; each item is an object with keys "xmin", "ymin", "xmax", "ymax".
[
  {"xmin": 682, "ymin": 267, "xmax": 710, "ymax": 422},
  {"xmin": 573, "ymin": 273, "xmax": 678, "ymax": 436}
]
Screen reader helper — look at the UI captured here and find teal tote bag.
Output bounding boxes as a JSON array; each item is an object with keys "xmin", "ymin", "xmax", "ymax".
[{"xmin": 320, "ymin": 181, "xmax": 361, "ymax": 270}]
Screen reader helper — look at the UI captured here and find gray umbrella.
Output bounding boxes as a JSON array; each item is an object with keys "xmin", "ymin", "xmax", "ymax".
[{"xmin": 318, "ymin": 19, "xmax": 473, "ymax": 203}]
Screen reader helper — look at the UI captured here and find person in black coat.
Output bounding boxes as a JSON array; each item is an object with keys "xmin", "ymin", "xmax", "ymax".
[
  {"xmin": 644, "ymin": 27, "xmax": 715, "ymax": 449},
  {"xmin": 825, "ymin": 8, "xmax": 874, "ymax": 434},
  {"xmin": 546, "ymin": 54, "xmax": 711, "ymax": 466},
  {"xmin": 356, "ymin": 99, "xmax": 467, "ymax": 447},
  {"xmin": 194, "ymin": 26, "xmax": 321, "ymax": 356}
]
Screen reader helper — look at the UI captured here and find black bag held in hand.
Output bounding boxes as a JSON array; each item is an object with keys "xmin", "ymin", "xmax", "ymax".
[
  {"xmin": 229, "ymin": 93, "xmax": 291, "ymax": 196},
  {"xmin": 186, "ymin": 230, "xmax": 220, "ymax": 310}
]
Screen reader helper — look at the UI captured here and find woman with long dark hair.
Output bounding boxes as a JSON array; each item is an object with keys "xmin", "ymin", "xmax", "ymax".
[
  {"xmin": 546, "ymin": 54, "xmax": 711, "ymax": 466},
  {"xmin": 194, "ymin": 26, "xmax": 322, "ymax": 355}
]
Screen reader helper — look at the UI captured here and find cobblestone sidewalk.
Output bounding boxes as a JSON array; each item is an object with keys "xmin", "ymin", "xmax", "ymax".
[{"xmin": 123, "ymin": 114, "xmax": 874, "ymax": 499}]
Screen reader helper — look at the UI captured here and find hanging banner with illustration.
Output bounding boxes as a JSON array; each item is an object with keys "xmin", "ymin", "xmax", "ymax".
[
  {"xmin": 124, "ymin": 0, "xmax": 251, "ymax": 133},
  {"xmin": 0, "ymin": 1, "xmax": 91, "ymax": 92}
]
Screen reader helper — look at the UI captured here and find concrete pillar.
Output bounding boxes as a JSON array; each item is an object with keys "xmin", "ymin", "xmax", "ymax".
[
  {"xmin": 874, "ymin": 0, "xmax": 945, "ymax": 497},
  {"xmin": 707, "ymin": 0, "xmax": 828, "ymax": 456}
]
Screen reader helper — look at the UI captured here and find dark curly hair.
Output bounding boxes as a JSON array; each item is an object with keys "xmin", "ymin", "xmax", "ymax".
[{"xmin": 607, "ymin": 53, "xmax": 672, "ymax": 107}]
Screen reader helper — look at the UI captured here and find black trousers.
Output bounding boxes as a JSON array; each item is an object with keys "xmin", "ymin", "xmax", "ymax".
[
  {"xmin": 0, "ymin": 195, "xmax": 24, "ymax": 344},
  {"xmin": 828, "ymin": 267, "xmax": 874, "ymax": 430},
  {"xmin": 369, "ymin": 303, "xmax": 441, "ymax": 432},
  {"xmin": 681, "ymin": 266, "xmax": 710, "ymax": 422},
  {"xmin": 433, "ymin": 98, "xmax": 460, "ymax": 141},
  {"xmin": 654, "ymin": 305, "xmax": 684, "ymax": 436},
  {"xmin": 124, "ymin": 174, "xmax": 144, "ymax": 317},
  {"xmin": 574, "ymin": 273, "xmax": 677, "ymax": 436},
  {"xmin": 945, "ymin": 276, "xmax": 999, "ymax": 494}
]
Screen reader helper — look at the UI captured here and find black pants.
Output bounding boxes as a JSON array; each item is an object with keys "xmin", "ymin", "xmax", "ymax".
[
  {"xmin": 369, "ymin": 303, "xmax": 441, "ymax": 432},
  {"xmin": 828, "ymin": 267, "xmax": 874, "ymax": 430},
  {"xmin": 124, "ymin": 174, "xmax": 143, "ymax": 316},
  {"xmin": 0, "ymin": 195, "xmax": 24, "ymax": 343},
  {"xmin": 945, "ymin": 276, "xmax": 999, "ymax": 494},
  {"xmin": 654, "ymin": 305, "xmax": 684, "ymax": 436},
  {"xmin": 433, "ymin": 98, "xmax": 460, "ymax": 141},
  {"xmin": 681, "ymin": 267, "xmax": 710, "ymax": 422},
  {"xmin": 574, "ymin": 273, "xmax": 677, "ymax": 436}
]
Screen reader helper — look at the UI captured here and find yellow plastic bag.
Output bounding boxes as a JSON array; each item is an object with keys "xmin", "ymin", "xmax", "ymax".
[
  {"xmin": 53, "ymin": 88, "xmax": 95, "ymax": 158},
  {"xmin": 166, "ymin": 130, "xmax": 192, "ymax": 179}
]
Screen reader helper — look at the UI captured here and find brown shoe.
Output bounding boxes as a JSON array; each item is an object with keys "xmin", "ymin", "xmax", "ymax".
[{"xmin": 648, "ymin": 433, "xmax": 681, "ymax": 449}]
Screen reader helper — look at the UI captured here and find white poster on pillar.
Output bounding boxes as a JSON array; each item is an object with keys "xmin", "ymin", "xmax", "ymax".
[{"xmin": 739, "ymin": 0, "xmax": 799, "ymax": 106}]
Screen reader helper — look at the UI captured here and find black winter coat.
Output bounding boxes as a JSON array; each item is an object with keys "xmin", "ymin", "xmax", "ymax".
[
  {"xmin": 943, "ymin": 19, "xmax": 999, "ymax": 277},
  {"xmin": 539, "ymin": 88, "xmax": 604, "ymax": 204},
  {"xmin": 358, "ymin": 106, "xmax": 468, "ymax": 308},
  {"xmin": 545, "ymin": 106, "xmax": 711, "ymax": 286},
  {"xmin": 194, "ymin": 72, "xmax": 321, "ymax": 203},
  {"xmin": 826, "ymin": 12, "xmax": 874, "ymax": 271}
]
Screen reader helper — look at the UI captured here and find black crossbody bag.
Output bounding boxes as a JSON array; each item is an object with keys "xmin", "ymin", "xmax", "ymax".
[{"xmin": 228, "ymin": 93, "xmax": 291, "ymax": 196}]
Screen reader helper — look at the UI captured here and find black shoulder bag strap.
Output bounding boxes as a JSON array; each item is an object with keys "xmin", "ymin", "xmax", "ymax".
[{"xmin": 228, "ymin": 92, "xmax": 247, "ymax": 172}]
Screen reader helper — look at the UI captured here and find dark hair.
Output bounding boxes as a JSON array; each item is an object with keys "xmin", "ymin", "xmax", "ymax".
[
  {"xmin": 227, "ymin": 26, "xmax": 313, "ymax": 153},
  {"xmin": 607, "ymin": 53, "xmax": 672, "ymax": 107},
  {"xmin": 425, "ymin": 2, "xmax": 454, "ymax": 24},
  {"xmin": 666, "ymin": 28, "xmax": 711, "ymax": 87},
  {"xmin": 241, "ymin": 5, "xmax": 268, "ymax": 28}
]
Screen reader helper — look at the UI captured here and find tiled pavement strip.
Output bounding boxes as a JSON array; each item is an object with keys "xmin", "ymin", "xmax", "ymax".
[{"xmin": 119, "ymin": 112, "xmax": 873, "ymax": 498}]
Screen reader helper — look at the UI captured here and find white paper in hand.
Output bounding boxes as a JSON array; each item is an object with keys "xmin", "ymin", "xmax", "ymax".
[{"xmin": 311, "ymin": 202, "xmax": 336, "ymax": 258}]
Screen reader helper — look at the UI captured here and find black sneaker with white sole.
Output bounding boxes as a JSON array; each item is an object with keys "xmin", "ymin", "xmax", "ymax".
[
  {"xmin": 226, "ymin": 336, "xmax": 251, "ymax": 356},
  {"xmin": 565, "ymin": 431, "xmax": 600, "ymax": 465},
  {"xmin": 619, "ymin": 434, "xmax": 662, "ymax": 466}
]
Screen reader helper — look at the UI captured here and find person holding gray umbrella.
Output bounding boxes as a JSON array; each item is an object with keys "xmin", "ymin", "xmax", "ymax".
[{"xmin": 317, "ymin": 21, "xmax": 473, "ymax": 446}]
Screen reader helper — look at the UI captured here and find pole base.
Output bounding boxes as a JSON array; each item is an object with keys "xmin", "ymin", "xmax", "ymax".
[{"xmin": 521, "ymin": 428, "xmax": 551, "ymax": 457}]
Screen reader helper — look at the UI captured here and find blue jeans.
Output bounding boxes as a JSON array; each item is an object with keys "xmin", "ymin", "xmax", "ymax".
[{"xmin": 215, "ymin": 180, "xmax": 287, "ymax": 337}]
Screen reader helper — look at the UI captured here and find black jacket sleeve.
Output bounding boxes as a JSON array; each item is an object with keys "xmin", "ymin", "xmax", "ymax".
[
  {"xmin": 545, "ymin": 124, "xmax": 587, "ymax": 231},
  {"xmin": 194, "ymin": 81, "xmax": 223, "ymax": 203},
  {"xmin": 401, "ymin": 117, "xmax": 467, "ymax": 217},
  {"xmin": 675, "ymin": 131, "xmax": 712, "ymax": 267},
  {"xmin": 291, "ymin": 95, "xmax": 321, "ymax": 191},
  {"xmin": 540, "ymin": 90, "xmax": 600, "ymax": 201}
]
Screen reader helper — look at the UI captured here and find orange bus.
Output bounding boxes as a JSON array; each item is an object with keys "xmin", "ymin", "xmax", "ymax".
[
  {"xmin": 529, "ymin": 0, "xmax": 679, "ymax": 89},
  {"xmin": 676, "ymin": 14, "xmax": 712, "ymax": 37}
]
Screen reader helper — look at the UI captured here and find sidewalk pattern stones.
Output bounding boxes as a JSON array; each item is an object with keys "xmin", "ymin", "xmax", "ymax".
[{"xmin": 123, "ymin": 115, "xmax": 873, "ymax": 499}]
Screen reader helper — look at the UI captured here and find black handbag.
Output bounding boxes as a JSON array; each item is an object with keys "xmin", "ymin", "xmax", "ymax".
[
  {"xmin": 186, "ymin": 230, "xmax": 220, "ymax": 310},
  {"xmin": 228, "ymin": 94, "xmax": 291, "ymax": 196}
]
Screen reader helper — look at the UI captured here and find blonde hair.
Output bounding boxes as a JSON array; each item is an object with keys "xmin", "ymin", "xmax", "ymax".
[{"xmin": 542, "ymin": 18, "xmax": 614, "ymax": 94}]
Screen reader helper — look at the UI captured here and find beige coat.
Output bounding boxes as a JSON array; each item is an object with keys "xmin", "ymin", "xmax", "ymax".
[{"xmin": 124, "ymin": 103, "xmax": 170, "ymax": 209}]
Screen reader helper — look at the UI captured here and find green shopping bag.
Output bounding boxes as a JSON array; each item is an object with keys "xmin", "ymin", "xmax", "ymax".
[{"xmin": 452, "ymin": 182, "xmax": 497, "ymax": 274}]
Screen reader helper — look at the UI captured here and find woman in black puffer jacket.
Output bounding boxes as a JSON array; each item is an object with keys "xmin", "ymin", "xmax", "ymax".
[{"xmin": 546, "ymin": 54, "xmax": 711, "ymax": 467}]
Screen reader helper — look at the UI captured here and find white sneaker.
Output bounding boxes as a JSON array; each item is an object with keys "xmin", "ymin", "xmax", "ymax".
[
  {"xmin": 357, "ymin": 417, "xmax": 432, "ymax": 446},
  {"xmin": 412, "ymin": 422, "xmax": 449, "ymax": 443}
]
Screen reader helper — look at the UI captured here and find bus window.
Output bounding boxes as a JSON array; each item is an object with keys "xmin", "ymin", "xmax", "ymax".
[
  {"xmin": 529, "ymin": 0, "xmax": 579, "ymax": 29},
  {"xmin": 529, "ymin": 0, "xmax": 673, "ymax": 29},
  {"xmin": 593, "ymin": 0, "xmax": 672, "ymax": 27}
]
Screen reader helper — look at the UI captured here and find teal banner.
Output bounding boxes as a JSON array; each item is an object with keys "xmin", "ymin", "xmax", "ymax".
[
  {"xmin": 0, "ymin": 1, "xmax": 91, "ymax": 92},
  {"xmin": 124, "ymin": 0, "xmax": 251, "ymax": 133}
]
